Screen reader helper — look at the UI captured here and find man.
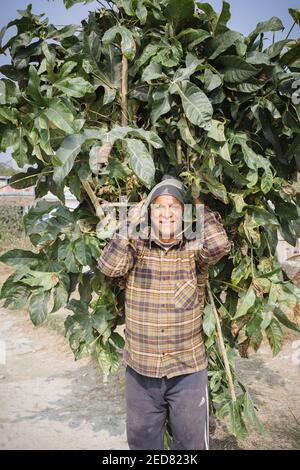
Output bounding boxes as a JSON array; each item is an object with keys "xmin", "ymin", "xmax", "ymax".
[{"xmin": 97, "ymin": 175, "xmax": 232, "ymax": 450}]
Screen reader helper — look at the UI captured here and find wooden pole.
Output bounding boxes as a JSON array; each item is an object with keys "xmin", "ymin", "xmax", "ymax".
[
  {"xmin": 206, "ymin": 279, "xmax": 237, "ymax": 402},
  {"xmin": 80, "ymin": 179, "xmax": 105, "ymax": 220},
  {"xmin": 176, "ymin": 139, "xmax": 182, "ymax": 164},
  {"xmin": 121, "ymin": 55, "xmax": 128, "ymax": 127}
]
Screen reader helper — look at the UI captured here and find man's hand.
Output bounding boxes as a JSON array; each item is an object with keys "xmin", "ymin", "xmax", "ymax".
[
  {"xmin": 114, "ymin": 196, "xmax": 148, "ymax": 240},
  {"xmin": 128, "ymin": 198, "xmax": 147, "ymax": 225}
]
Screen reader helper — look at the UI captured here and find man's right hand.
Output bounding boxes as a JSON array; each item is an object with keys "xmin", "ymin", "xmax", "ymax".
[{"xmin": 128, "ymin": 198, "xmax": 147, "ymax": 226}]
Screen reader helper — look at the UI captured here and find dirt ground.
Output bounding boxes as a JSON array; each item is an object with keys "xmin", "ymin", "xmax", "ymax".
[{"xmin": 0, "ymin": 263, "xmax": 300, "ymax": 450}]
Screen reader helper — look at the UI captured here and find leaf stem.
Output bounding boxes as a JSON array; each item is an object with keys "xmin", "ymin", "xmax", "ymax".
[{"xmin": 285, "ymin": 21, "xmax": 296, "ymax": 40}]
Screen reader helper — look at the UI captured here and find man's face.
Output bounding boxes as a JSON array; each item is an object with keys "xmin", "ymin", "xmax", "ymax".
[{"xmin": 150, "ymin": 194, "xmax": 183, "ymax": 240}]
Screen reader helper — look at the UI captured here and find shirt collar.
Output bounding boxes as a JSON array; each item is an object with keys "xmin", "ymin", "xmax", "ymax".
[
  {"xmin": 138, "ymin": 226, "xmax": 185, "ymax": 251},
  {"xmin": 148, "ymin": 235, "xmax": 184, "ymax": 252}
]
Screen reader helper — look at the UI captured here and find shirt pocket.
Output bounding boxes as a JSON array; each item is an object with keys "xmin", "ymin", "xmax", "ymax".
[{"xmin": 174, "ymin": 279, "xmax": 198, "ymax": 311}]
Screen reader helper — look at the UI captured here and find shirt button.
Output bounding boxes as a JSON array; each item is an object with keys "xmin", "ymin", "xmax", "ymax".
[{"xmin": 161, "ymin": 329, "xmax": 164, "ymax": 332}]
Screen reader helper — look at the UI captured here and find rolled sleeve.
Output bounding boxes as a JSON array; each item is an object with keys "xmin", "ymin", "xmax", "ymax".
[
  {"xmin": 97, "ymin": 234, "xmax": 137, "ymax": 278},
  {"xmin": 193, "ymin": 206, "xmax": 232, "ymax": 267}
]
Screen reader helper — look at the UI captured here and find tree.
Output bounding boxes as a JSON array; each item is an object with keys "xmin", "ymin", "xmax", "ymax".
[{"xmin": 0, "ymin": 0, "xmax": 300, "ymax": 443}]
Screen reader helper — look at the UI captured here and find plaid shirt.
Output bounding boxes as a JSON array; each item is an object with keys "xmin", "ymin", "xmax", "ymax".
[{"xmin": 97, "ymin": 206, "xmax": 232, "ymax": 378}]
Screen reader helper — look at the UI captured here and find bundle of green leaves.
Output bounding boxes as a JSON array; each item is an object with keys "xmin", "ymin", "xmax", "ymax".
[{"xmin": 0, "ymin": 0, "xmax": 300, "ymax": 440}]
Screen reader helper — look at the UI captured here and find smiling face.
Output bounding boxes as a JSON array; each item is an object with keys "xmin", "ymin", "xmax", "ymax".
[{"xmin": 150, "ymin": 194, "xmax": 184, "ymax": 242}]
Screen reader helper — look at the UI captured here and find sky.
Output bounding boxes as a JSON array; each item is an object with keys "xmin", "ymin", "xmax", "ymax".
[{"xmin": 0, "ymin": 0, "xmax": 299, "ymax": 168}]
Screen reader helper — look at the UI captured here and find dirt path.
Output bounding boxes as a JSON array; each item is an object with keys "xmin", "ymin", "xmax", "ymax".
[
  {"xmin": 0, "ymin": 302, "xmax": 128, "ymax": 450},
  {"xmin": 0, "ymin": 264, "xmax": 300, "ymax": 450}
]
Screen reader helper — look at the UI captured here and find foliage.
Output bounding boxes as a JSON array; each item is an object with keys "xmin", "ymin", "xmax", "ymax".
[{"xmin": 0, "ymin": 0, "xmax": 300, "ymax": 442}]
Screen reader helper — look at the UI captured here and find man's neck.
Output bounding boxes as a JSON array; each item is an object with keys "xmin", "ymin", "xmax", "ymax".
[
  {"xmin": 156, "ymin": 237, "xmax": 181, "ymax": 247},
  {"xmin": 159, "ymin": 237, "xmax": 178, "ymax": 244}
]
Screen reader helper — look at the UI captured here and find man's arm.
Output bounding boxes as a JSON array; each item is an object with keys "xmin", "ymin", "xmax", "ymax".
[
  {"xmin": 97, "ymin": 198, "xmax": 146, "ymax": 277},
  {"xmin": 97, "ymin": 225, "xmax": 137, "ymax": 278},
  {"xmin": 193, "ymin": 205, "xmax": 233, "ymax": 267}
]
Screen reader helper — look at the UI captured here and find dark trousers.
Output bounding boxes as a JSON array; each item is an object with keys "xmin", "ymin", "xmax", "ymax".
[{"xmin": 125, "ymin": 365, "xmax": 209, "ymax": 450}]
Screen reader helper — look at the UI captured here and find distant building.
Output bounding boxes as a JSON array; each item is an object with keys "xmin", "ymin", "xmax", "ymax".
[{"xmin": 0, "ymin": 175, "xmax": 79, "ymax": 214}]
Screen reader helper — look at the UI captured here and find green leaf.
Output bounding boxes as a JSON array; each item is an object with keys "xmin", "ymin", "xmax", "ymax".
[
  {"xmin": 85, "ymin": 31, "xmax": 102, "ymax": 70},
  {"xmin": 106, "ymin": 155, "xmax": 131, "ymax": 180},
  {"xmin": 53, "ymin": 134, "xmax": 84, "ymax": 184},
  {"xmin": 203, "ymin": 304, "xmax": 216, "ymax": 336},
  {"xmin": 92, "ymin": 304, "xmax": 114, "ymax": 336},
  {"xmin": 9, "ymin": 169, "xmax": 38, "ymax": 189},
  {"xmin": 52, "ymin": 24, "xmax": 79, "ymax": 40},
  {"xmin": 29, "ymin": 290, "xmax": 50, "ymax": 326},
  {"xmin": 265, "ymin": 319, "xmax": 283, "ymax": 356},
  {"xmin": 73, "ymin": 238, "xmax": 92, "ymax": 266},
  {"xmin": 231, "ymin": 257, "xmax": 251, "ymax": 286},
  {"xmin": 0, "ymin": 273, "xmax": 31, "ymax": 309},
  {"xmin": 289, "ymin": 8, "xmax": 300, "ymax": 26},
  {"xmin": 203, "ymin": 69, "xmax": 222, "ymax": 92},
  {"xmin": 234, "ymin": 286, "xmax": 256, "ymax": 319},
  {"xmin": 175, "ymin": 81, "xmax": 213, "ymax": 128},
  {"xmin": 273, "ymin": 306, "xmax": 300, "ymax": 333},
  {"xmin": 264, "ymin": 39, "xmax": 292, "ymax": 59},
  {"xmin": 280, "ymin": 41, "xmax": 300, "ymax": 66},
  {"xmin": 230, "ymin": 193, "xmax": 246, "ymax": 213},
  {"xmin": 209, "ymin": 31, "xmax": 244, "ymax": 60},
  {"xmin": 200, "ymin": 167, "xmax": 229, "ymax": 203},
  {"xmin": 136, "ymin": 1, "xmax": 147, "ymax": 24},
  {"xmin": 207, "ymin": 119, "xmax": 226, "ymax": 142},
  {"xmin": 141, "ymin": 62, "xmax": 165, "ymax": 83},
  {"xmin": 261, "ymin": 171, "xmax": 273, "ymax": 194},
  {"xmin": 153, "ymin": 39, "xmax": 183, "ymax": 68},
  {"xmin": 102, "ymin": 25, "xmax": 136, "ymax": 61},
  {"xmin": 44, "ymin": 99, "xmax": 77, "ymax": 135},
  {"xmin": 131, "ymin": 43, "xmax": 160, "ymax": 75},
  {"xmin": 125, "ymin": 138, "xmax": 155, "ymax": 187},
  {"xmin": 242, "ymin": 392, "xmax": 265, "ymax": 435},
  {"xmin": 64, "ymin": 301, "xmax": 95, "ymax": 357},
  {"xmin": 64, "ymin": 0, "xmax": 94, "ymax": 8},
  {"xmin": 101, "ymin": 125, "xmax": 164, "ymax": 149},
  {"xmin": 51, "ymin": 280, "xmax": 69, "ymax": 313},
  {"xmin": 216, "ymin": 56, "xmax": 258, "ymax": 83},
  {"xmin": 96, "ymin": 341, "xmax": 120, "ymax": 375},
  {"xmin": 28, "ymin": 65, "xmax": 45, "ymax": 104},
  {"xmin": 176, "ymin": 28, "xmax": 210, "ymax": 51},
  {"xmin": 54, "ymin": 76, "xmax": 94, "ymax": 98},
  {"xmin": 246, "ymin": 312, "xmax": 264, "ymax": 337},
  {"xmin": 0, "ymin": 249, "xmax": 40, "ymax": 267},
  {"xmin": 2, "ymin": 128, "xmax": 29, "ymax": 167},
  {"xmin": 247, "ymin": 206, "xmax": 279, "ymax": 228},
  {"xmin": 196, "ymin": 2, "xmax": 217, "ymax": 25},
  {"xmin": 150, "ymin": 85, "xmax": 171, "ymax": 124},
  {"xmin": 214, "ymin": 1, "xmax": 231, "ymax": 35},
  {"xmin": 229, "ymin": 400, "xmax": 248, "ymax": 440},
  {"xmin": 164, "ymin": 0, "xmax": 195, "ymax": 30},
  {"xmin": 85, "ymin": 236, "xmax": 101, "ymax": 259},
  {"xmin": 177, "ymin": 116, "xmax": 201, "ymax": 152},
  {"xmin": 247, "ymin": 16, "xmax": 284, "ymax": 46},
  {"xmin": 127, "ymin": 127, "xmax": 163, "ymax": 148},
  {"xmin": 22, "ymin": 270, "xmax": 59, "ymax": 291},
  {"xmin": 110, "ymin": 331, "xmax": 125, "ymax": 349}
]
